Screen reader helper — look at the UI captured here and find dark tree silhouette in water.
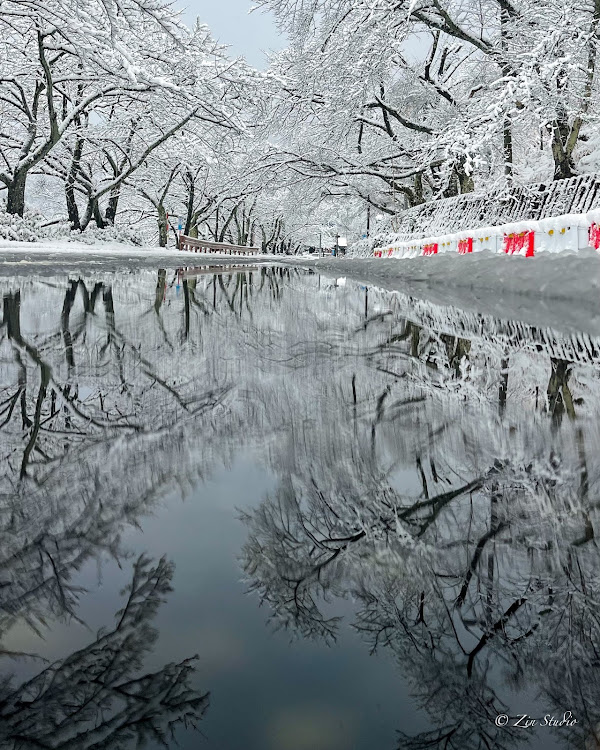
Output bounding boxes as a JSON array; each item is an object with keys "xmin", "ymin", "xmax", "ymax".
[
  {"xmin": 238, "ymin": 286, "xmax": 600, "ymax": 750},
  {"xmin": 3, "ymin": 269, "xmax": 600, "ymax": 748},
  {"xmin": 0, "ymin": 280, "xmax": 233, "ymax": 637},
  {"xmin": 242, "ymin": 454, "xmax": 600, "ymax": 749},
  {"xmin": 0, "ymin": 555, "xmax": 208, "ymax": 749}
]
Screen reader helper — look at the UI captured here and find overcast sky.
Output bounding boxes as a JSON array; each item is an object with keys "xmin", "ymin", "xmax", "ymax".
[{"xmin": 179, "ymin": 0, "xmax": 285, "ymax": 68}]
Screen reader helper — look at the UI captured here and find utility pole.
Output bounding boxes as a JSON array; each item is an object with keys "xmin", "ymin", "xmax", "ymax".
[
  {"xmin": 319, "ymin": 232, "xmax": 322, "ymax": 257},
  {"xmin": 366, "ymin": 204, "xmax": 371, "ymax": 237}
]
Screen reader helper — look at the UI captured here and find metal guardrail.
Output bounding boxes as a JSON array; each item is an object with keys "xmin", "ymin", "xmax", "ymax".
[{"xmin": 179, "ymin": 235, "xmax": 260, "ymax": 255}]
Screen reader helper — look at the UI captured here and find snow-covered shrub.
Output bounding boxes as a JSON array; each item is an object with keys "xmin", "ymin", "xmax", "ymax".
[
  {"xmin": 0, "ymin": 208, "xmax": 47, "ymax": 242},
  {"xmin": 0, "ymin": 205, "xmax": 152, "ymax": 246},
  {"xmin": 67, "ymin": 225, "xmax": 146, "ymax": 246}
]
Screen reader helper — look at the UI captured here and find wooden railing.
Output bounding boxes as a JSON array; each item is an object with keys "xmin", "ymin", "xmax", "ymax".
[
  {"xmin": 177, "ymin": 265, "xmax": 260, "ymax": 278},
  {"xmin": 179, "ymin": 235, "xmax": 260, "ymax": 255}
]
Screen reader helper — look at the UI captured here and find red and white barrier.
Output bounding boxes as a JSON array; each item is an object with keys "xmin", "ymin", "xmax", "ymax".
[
  {"xmin": 458, "ymin": 237, "xmax": 473, "ymax": 254},
  {"xmin": 372, "ymin": 211, "xmax": 600, "ymax": 260},
  {"xmin": 504, "ymin": 230, "xmax": 535, "ymax": 257}
]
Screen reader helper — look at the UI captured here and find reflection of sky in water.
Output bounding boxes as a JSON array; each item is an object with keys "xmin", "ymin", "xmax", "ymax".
[
  {"xmin": 1, "ymin": 265, "xmax": 598, "ymax": 750},
  {"xmin": 2, "ymin": 453, "xmax": 423, "ymax": 749}
]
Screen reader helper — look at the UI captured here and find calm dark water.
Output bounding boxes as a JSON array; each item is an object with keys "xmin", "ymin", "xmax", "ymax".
[{"xmin": 0, "ymin": 263, "xmax": 598, "ymax": 750}]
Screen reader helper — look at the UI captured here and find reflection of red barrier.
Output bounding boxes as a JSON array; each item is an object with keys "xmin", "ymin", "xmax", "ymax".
[
  {"xmin": 458, "ymin": 237, "xmax": 473, "ymax": 254},
  {"xmin": 423, "ymin": 243, "xmax": 438, "ymax": 256},
  {"xmin": 589, "ymin": 223, "xmax": 600, "ymax": 250},
  {"xmin": 503, "ymin": 231, "xmax": 535, "ymax": 257}
]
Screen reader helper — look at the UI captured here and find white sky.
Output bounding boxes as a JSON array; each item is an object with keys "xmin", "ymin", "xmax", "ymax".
[{"xmin": 179, "ymin": 0, "xmax": 285, "ymax": 68}]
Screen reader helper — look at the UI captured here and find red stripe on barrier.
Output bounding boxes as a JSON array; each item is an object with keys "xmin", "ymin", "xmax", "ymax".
[
  {"xmin": 503, "ymin": 231, "xmax": 534, "ymax": 257},
  {"xmin": 423, "ymin": 243, "xmax": 438, "ymax": 256},
  {"xmin": 589, "ymin": 223, "xmax": 600, "ymax": 250},
  {"xmin": 458, "ymin": 237, "xmax": 473, "ymax": 254}
]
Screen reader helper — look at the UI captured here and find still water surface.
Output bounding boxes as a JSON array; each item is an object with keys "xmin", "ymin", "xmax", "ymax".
[{"xmin": 0, "ymin": 263, "xmax": 598, "ymax": 750}]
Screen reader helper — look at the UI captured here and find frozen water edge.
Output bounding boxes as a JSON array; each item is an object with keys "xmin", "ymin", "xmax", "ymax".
[
  {"xmin": 282, "ymin": 250, "xmax": 600, "ymax": 338},
  {"xmin": 4, "ymin": 240, "xmax": 600, "ymax": 337},
  {"xmin": 0, "ymin": 240, "xmax": 275, "ymax": 274}
]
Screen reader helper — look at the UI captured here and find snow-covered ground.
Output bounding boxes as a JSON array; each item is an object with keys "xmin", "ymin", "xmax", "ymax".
[{"xmin": 0, "ymin": 240, "xmax": 275, "ymax": 274}]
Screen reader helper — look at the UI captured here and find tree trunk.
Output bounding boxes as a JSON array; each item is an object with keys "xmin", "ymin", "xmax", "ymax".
[
  {"xmin": 80, "ymin": 196, "xmax": 94, "ymax": 231},
  {"xmin": 550, "ymin": 2, "xmax": 598, "ymax": 180},
  {"xmin": 6, "ymin": 170, "xmax": 28, "ymax": 217},
  {"xmin": 500, "ymin": 3, "xmax": 513, "ymax": 178},
  {"xmin": 93, "ymin": 200, "xmax": 106, "ymax": 229},
  {"xmin": 551, "ymin": 103, "xmax": 575, "ymax": 180},
  {"xmin": 218, "ymin": 204, "xmax": 238, "ymax": 243},
  {"xmin": 65, "ymin": 135, "xmax": 84, "ymax": 230},
  {"xmin": 184, "ymin": 177, "xmax": 195, "ymax": 236},
  {"xmin": 503, "ymin": 115, "xmax": 513, "ymax": 178},
  {"xmin": 157, "ymin": 204, "xmax": 168, "ymax": 247},
  {"xmin": 105, "ymin": 187, "xmax": 121, "ymax": 225},
  {"xmin": 66, "ymin": 184, "xmax": 81, "ymax": 231},
  {"xmin": 458, "ymin": 167, "xmax": 474, "ymax": 194},
  {"xmin": 552, "ymin": 137, "xmax": 576, "ymax": 180},
  {"xmin": 414, "ymin": 173, "xmax": 424, "ymax": 204},
  {"xmin": 443, "ymin": 169, "xmax": 459, "ymax": 198}
]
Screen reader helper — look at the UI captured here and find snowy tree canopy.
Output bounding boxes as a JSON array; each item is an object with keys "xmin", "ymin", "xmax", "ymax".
[
  {"xmin": 251, "ymin": 0, "xmax": 600, "ymax": 229},
  {"xmin": 2, "ymin": 0, "xmax": 600, "ymax": 246}
]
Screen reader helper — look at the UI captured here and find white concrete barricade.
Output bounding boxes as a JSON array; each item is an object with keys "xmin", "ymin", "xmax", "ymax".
[{"xmin": 372, "ymin": 211, "xmax": 600, "ymax": 260}]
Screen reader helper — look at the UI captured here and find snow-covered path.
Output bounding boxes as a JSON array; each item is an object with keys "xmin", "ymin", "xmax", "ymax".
[{"xmin": 0, "ymin": 240, "xmax": 274, "ymax": 274}]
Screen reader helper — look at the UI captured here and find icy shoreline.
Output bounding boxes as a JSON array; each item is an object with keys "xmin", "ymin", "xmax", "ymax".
[
  {"xmin": 3, "ymin": 240, "xmax": 600, "ymax": 337},
  {"xmin": 0, "ymin": 240, "xmax": 274, "ymax": 274}
]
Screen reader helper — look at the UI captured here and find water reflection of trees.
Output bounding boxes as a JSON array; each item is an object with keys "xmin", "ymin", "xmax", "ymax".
[
  {"xmin": 242, "ymin": 459, "xmax": 600, "ymax": 748},
  {"xmin": 0, "ymin": 555, "xmax": 208, "ymax": 749},
  {"xmin": 239, "ymin": 285, "xmax": 600, "ymax": 750},
  {"xmin": 0, "ymin": 265, "xmax": 308, "ymax": 747},
  {"xmin": 3, "ymin": 268, "xmax": 600, "ymax": 748},
  {"xmin": 0, "ymin": 279, "xmax": 230, "ymax": 632}
]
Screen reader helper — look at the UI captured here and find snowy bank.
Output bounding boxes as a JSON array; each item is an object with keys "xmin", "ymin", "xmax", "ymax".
[{"xmin": 0, "ymin": 240, "xmax": 275, "ymax": 274}]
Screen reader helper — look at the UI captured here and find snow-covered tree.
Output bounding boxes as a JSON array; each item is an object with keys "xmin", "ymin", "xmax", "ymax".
[{"xmin": 252, "ymin": 0, "xmax": 600, "ymax": 227}]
